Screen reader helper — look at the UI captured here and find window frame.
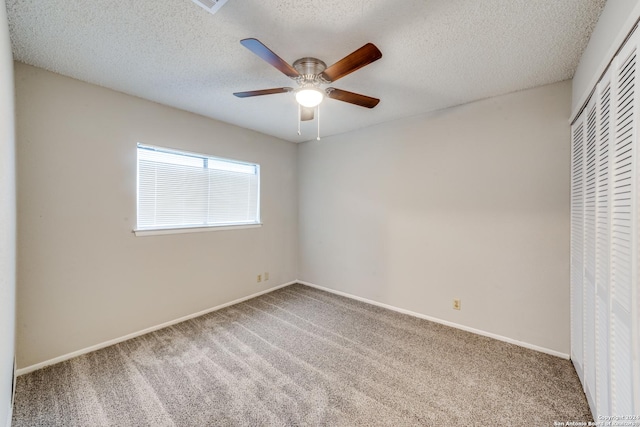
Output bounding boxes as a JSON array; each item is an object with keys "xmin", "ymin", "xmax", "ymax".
[{"xmin": 134, "ymin": 143, "xmax": 261, "ymax": 236}]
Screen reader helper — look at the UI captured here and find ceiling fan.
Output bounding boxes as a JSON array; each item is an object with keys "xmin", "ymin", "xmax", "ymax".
[{"xmin": 233, "ymin": 38, "xmax": 382, "ymax": 126}]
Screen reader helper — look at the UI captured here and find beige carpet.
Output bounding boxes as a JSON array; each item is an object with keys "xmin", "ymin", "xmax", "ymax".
[{"xmin": 13, "ymin": 284, "xmax": 592, "ymax": 426}]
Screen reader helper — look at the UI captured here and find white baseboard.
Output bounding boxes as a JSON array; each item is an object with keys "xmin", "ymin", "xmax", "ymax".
[
  {"xmin": 17, "ymin": 278, "xmax": 569, "ymax": 376},
  {"xmin": 16, "ymin": 281, "xmax": 297, "ymax": 376},
  {"xmin": 297, "ymin": 280, "xmax": 570, "ymax": 360}
]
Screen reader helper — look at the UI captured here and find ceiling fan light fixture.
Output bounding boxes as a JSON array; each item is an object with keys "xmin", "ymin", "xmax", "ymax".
[{"xmin": 295, "ymin": 88, "xmax": 324, "ymax": 108}]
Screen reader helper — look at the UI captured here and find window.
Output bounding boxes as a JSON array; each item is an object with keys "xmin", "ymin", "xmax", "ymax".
[{"xmin": 136, "ymin": 144, "xmax": 260, "ymax": 234}]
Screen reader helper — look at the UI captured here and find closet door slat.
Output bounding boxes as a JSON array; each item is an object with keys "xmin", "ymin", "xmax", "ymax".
[
  {"xmin": 571, "ymin": 115, "xmax": 586, "ymax": 380},
  {"xmin": 610, "ymin": 41, "xmax": 636, "ymax": 417},
  {"xmin": 584, "ymin": 99, "xmax": 598, "ymax": 409},
  {"xmin": 594, "ymin": 79, "xmax": 612, "ymax": 417}
]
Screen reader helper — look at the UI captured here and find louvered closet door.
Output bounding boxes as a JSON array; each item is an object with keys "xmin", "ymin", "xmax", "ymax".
[
  {"xmin": 610, "ymin": 34, "xmax": 637, "ymax": 416},
  {"xmin": 572, "ymin": 25, "xmax": 640, "ymax": 420},
  {"xmin": 571, "ymin": 111, "xmax": 586, "ymax": 381},
  {"xmin": 584, "ymin": 97, "xmax": 597, "ymax": 410},
  {"xmin": 594, "ymin": 74, "xmax": 612, "ymax": 417}
]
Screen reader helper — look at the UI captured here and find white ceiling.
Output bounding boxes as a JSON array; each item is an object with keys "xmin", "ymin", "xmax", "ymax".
[{"xmin": 7, "ymin": 0, "xmax": 605, "ymax": 143}]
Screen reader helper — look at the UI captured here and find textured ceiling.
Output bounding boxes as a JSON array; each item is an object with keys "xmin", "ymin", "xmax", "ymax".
[{"xmin": 7, "ymin": 0, "xmax": 605, "ymax": 143}]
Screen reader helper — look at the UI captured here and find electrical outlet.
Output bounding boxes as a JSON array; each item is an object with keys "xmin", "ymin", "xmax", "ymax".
[
  {"xmin": 453, "ymin": 299, "xmax": 461, "ymax": 310},
  {"xmin": 257, "ymin": 274, "xmax": 262, "ymax": 283},
  {"xmin": 264, "ymin": 272, "xmax": 269, "ymax": 281}
]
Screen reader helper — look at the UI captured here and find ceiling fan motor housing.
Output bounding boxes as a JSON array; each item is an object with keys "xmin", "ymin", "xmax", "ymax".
[{"xmin": 293, "ymin": 58, "xmax": 328, "ymax": 85}]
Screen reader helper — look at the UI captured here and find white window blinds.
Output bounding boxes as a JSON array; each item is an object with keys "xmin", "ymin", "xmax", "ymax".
[{"xmin": 137, "ymin": 144, "xmax": 260, "ymax": 231}]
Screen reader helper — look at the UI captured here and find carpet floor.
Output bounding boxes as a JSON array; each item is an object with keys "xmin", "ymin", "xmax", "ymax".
[{"xmin": 12, "ymin": 283, "xmax": 592, "ymax": 426}]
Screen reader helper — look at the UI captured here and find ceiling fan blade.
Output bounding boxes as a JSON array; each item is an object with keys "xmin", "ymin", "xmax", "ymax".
[
  {"xmin": 233, "ymin": 87, "xmax": 293, "ymax": 98},
  {"xmin": 240, "ymin": 38, "xmax": 300, "ymax": 79},
  {"xmin": 326, "ymin": 88, "xmax": 380, "ymax": 108},
  {"xmin": 300, "ymin": 106, "xmax": 314, "ymax": 121},
  {"xmin": 321, "ymin": 43, "xmax": 382, "ymax": 83}
]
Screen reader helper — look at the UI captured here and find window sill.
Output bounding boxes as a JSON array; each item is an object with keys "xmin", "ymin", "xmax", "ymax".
[{"xmin": 133, "ymin": 223, "xmax": 262, "ymax": 237}]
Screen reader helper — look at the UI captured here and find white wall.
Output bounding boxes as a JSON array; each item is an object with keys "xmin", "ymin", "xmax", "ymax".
[
  {"xmin": 15, "ymin": 63, "xmax": 298, "ymax": 369},
  {"xmin": 572, "ymin": 0, "xmax": 640, "ymax": 118},
  {"xmin": 299, "ymin": 80, "xmax": 572, "ymax": 355},
  {"xmin": 0, "ymin": 0, "xmax": 15, "ymax": 425}
]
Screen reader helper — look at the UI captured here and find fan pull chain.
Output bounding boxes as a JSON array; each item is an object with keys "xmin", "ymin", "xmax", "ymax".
[
  {"xmin": 316, "ymin": 104, "xmax": 321, "ymax": 140},
  {"xmin": 297, "ymin": 104, "xmax": 301, "ymax": 136}
]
